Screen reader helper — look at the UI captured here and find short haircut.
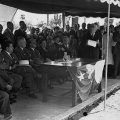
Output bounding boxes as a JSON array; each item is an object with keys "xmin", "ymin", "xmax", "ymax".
[
  {"xmin": 7, "ymin": 21, "xmax": 13, "ymax": 26},
  {"xmin": 91, "ymin": 24, "xmax": 95, "ymax": 28},
  {"xmin": 82, "ymin": 23, "xmax": 86, "ymax": 26},
  {"xmin": 3, "ymin": 41, "xmax": 13, "ymax": 50},
  {"xmin": 17, "ymin": 36, "xmax": 25, "ymax": 44},
  {"xmin": 100, "ymin": 26, "xmax": 105, "ymax": 31},
  {"xmin": 54, "ymin": 26, "xmax": 60, "ymax": 31},
  {"xmin": 19, "ymin": 21, "xmax": 25, "ymax": 26}
]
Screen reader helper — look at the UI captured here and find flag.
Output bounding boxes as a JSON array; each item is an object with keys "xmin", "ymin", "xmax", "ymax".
[{"xmin": 68, "ymin": 60, "xmax": 105, "ymax": 101}]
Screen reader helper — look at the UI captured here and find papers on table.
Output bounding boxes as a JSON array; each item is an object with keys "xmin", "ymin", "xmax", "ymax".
[
  {"xmin": 87, "ymin": 40, "xmax": 97, "ymax": 47},
  {"xmin": 58, "ymin": 60, "xmax": 72, "ymax": 64}
]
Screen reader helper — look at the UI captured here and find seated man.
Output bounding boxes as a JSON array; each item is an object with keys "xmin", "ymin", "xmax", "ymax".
[
  {"xmin": 0, "ymin": 89, "xmax": 12, "ymax": 120},
  {"xmin": 28, "ymin": 38, "xmax": 42, "ymax": 61},
  {"xmin": 0, "ymin": 42, "xmax": 22, "ymax": 103},
  {"xmin": 14, "ymin": 36, "xmax": 39, "ymax": 98}
]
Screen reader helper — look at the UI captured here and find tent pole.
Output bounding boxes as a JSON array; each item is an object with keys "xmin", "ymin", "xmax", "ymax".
[
  {"xmin": 104, "ymin": 1, "xmax": 110, "ymax": 111},
  {"xmin": 11, "ymin": 9, "xmax": 18, "ymax": 22},
  {"xmin": 62, "ymin": 12, "xmax": 65, "ymax": 30},
  {"xmin": 84, "ymin": 17, "xmax": 86, "ymax": 23},
  {"xmin": 47, "ymin": 14, "xmax": 49, "ymax": 26}
]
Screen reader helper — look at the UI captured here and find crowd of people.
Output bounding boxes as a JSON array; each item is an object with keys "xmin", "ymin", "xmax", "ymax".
[{"xmin": 0, "ymin": 20, "xmax": 120, "ymax": 119}]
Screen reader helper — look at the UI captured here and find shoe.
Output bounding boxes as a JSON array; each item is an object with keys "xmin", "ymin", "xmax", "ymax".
[
  {"xmin": 29, "ymin": 93, "xmax": 38, "ymax": 99},
  {"xmin": 4, "ymin": 114, "xmax": 12, "ymax": 120}
]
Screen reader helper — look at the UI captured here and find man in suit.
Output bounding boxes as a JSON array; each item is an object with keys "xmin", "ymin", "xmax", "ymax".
[
  {"xmin": 64, "ymin": 25, "xmax": 70, "ymax": 37},
  {"xmin": 28, "ymin": 38, "xmax": 42, "ymax": 60},
  {"xmin": 0, "ymin": 42, "xmax": 22, "ymax": 103},
  {"xmin": 78, "ymin": 23, "xmax": 100, "ymax": 59},
  {"xmin": 0, "ymin": 43, "xmax": 12, "ymax": 119},
  {"xmin": 3, "ymin": 22, "xmax": 15, "ymax": 44},
  {"xmin": 14, "ymin": 21, "xmax": 27, "ymax": 47},
  {"xmin": 14, "ymin": 36, "xmax": 39, "ymax": 98},
  {"xmin": 79, "ymin": 23, "xmax": 88, "ymax": 41}
]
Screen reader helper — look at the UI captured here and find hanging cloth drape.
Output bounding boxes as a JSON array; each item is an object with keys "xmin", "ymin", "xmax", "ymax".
[{"xmin": 68, "ymin": 60, "xmax": 105, "ymax": 101}]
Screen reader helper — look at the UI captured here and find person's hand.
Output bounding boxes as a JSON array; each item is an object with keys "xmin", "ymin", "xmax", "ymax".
[{"xmin": 6, "ymin": 84, "xmax": 12, "ymax": 91}]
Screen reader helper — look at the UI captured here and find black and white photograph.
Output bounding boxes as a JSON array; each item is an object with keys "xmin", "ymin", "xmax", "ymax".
[{"xmin": 0, "ymin": 0, "xmax": 120, "ymax": 120}]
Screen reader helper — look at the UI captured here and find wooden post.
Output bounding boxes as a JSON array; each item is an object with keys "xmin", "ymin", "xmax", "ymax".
[
  {"xmin": 47, "ymin": 14, "xmax": 49, "ymax": 26},
  {"xmin": 84, "ymin": 17, "xmax": 86, "ymax": 23},
  {"xmin": 104, "ymin": 1, "xmax": 110, "ymax": 111},
  {"xmin": 62, "ymin": 12, "xmax": 65, "ymax": 30}
]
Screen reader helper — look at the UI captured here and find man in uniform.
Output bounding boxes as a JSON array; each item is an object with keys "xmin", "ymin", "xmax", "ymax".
[
  {"xmin": 0, "ymin": 41, "xmax": 22, "ymax": 103},
  {"xmin": 14, "ymin": 36, "xmax": 39, "ymax": 98}
]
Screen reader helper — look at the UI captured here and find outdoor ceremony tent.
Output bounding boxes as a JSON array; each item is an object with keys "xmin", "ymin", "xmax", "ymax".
[
  {"xmin": 0, "ymin": 0, "xmax": 120, "ymax": 112},
  {"xmin": 0, "ymin": 0, "xmax": 120, "ymax": 18}
]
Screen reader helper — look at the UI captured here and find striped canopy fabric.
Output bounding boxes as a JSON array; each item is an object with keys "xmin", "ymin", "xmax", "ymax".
[{"xmin": 0, "ymin": 0, "xmax": 120, "ymax": 17}]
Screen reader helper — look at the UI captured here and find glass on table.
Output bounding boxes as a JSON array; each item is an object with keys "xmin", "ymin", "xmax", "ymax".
[{"xmin": 67, "ymin": 55, "xmax": 70, "ymax": 61}]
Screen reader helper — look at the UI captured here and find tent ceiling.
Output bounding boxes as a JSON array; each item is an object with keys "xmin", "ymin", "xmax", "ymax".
[{"xmin": 0, "ymin": 0, "xmax": 120, "ymax": 17}]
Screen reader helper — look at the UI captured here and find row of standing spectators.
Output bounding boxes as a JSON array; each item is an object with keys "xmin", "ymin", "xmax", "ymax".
[
  {"xmin": 1, "ymin": 20, "xmax": 120, "ymax": 119},
  {"xmin": 1, "ymin": 21, "xmax": 120, "ymax": 76}
]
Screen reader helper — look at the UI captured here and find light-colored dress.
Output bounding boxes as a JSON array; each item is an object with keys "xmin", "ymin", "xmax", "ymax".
[{"xmin": 103, "ymin": 33, "xmax": 114, "ymax": 65}]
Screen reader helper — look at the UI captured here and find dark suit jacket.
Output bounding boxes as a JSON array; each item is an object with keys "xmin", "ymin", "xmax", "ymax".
[
  {"xmin": 0, "ymin": 33, "xmax": 6, "ymax": 48},
  {"xmin": 3, "ymin": 28, "xmax": 15, "ymax": 44},
  {"xmin": 79, "ymin": 31, "xmax": 100, "ymax": 59},
  {"xmin": 28, "ymin": 48, "xmax": 41, "ymax": 60},
  {"xmin": 37, "ymin": 46, "xmax": 49, "ymax": 61},
  {"xmin": 0, "ymin": 52, "xmax": 18, "ymax": 88},
  {"xmin": 14, "ymin": 47, "xmax": 31, "ymax": 60},
  {"xmin": 0, "ymin": 51, "xmax": 18, "ymax": 69}
]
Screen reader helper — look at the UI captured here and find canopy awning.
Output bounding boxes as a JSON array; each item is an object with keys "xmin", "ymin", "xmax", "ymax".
[
  {"xmin": 0, "ymin": 0, "xmax": 120, "ymax": 18},
  {"xmin": 0, "ymin": 4, "xmax": 17, "ymax": 29}
]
